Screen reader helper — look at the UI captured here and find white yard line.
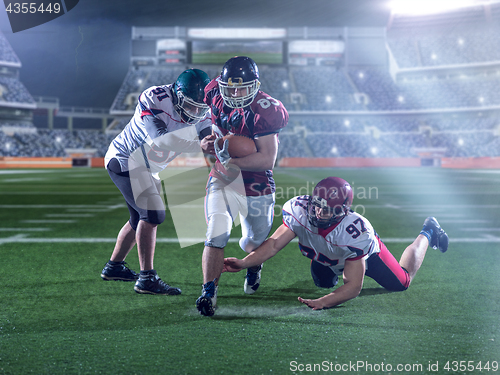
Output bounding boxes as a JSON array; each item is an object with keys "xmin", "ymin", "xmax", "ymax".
[
  {"xmin": 0, "ymin": 237, "xmax": 498, "ymax": 245},
  {"xmin": 45, "ymin": 214, "xmax": 95, "ymax": 218},
  {"xmin": 436, "ymin": 219, "xmax": 490, "ymax": 224},
  {"xmin": 0, "ymin": 204, "xmax": 125, "ymax": 209},
  {"xmin": 0, "ymin": 228, "xmax": 51, "ymax": 232},
  {"xmin": 21, "ymin": 220, "xmax": 77, "ymax": 224},
  {"xmin": 0, "ymin": 170, "xmax": 70, "ymax": 175},
  {"xmin": 0, "ymin": 192, "xmax": 119, "ymax": 195},
  {"xmin": 64, "ymin": 209, "xmax": 111, "ymax": 213},
  {"xmin": 461, "ymin": 228, "xmax": 500, "ymax": 232},
  {"xmin": 3, "ymin": 178, "xmax": 48, "ymax": 183}
]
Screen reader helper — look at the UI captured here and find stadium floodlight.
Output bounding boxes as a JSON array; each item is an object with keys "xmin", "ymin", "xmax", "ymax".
[{"xmin": 389, "ymin": 0, "xmax": 500, "ymax": 16}]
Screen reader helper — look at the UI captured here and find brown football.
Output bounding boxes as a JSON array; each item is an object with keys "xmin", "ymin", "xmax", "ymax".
[{"xmin": 217, "ymin": 134, "xmax": 257, "ymax": 158}]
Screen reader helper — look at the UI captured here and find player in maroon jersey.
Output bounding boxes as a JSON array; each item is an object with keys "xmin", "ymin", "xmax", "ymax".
[{"xmin": 196, "ymin": 56, "xmax": 289, "ymax": 316}]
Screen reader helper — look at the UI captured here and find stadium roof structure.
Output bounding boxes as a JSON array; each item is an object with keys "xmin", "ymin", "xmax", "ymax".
[{"xmin": 389, "ymin": 0, "xmax": 500, "ymax": 16}]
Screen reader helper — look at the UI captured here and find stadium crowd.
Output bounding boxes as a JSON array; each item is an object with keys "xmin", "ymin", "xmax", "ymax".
[
  {"xmin": 2, "ymin": 14, "xmax": 500, "ymax": 160},
  {"xmin": 0, "ymin": 32, "xmax": 35, "ymax": 106},
  {"xmin": 0, "ymin": 127, "xmax": 114, "ymax": 157}
]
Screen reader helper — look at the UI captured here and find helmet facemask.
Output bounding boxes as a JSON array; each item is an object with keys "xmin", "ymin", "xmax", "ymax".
[
  {"xmin": 173, "ymin": 68, "xmax": 210, "ymax": 125},
  {"xmin": 217, "ymin": 76, "xmax": 261, "ymax": 109},
  {"xmin": 306, "ymin": 177, "xmax": 354, "ymax": 229},
  {"xmin": 307, "ymin": 195, "xmax": 350, "ymax": 229},
  {"xmin": 174, "ymin": 88, "xmax": 209, "ymax": 125}
]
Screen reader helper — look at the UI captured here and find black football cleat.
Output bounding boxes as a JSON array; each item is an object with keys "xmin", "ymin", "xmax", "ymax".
[
  {"xmin": 134, "ymin": 273, "xmax": 181, "ymax": 295},
  {"xmin": 420, "ymin": 217, "xmax": 449, "ymax": 253},
  {"xmin": 101, "ymin": 261, "xmax": 139, "ymax": 281},
  {"xmin": 196, "ymin": 280, "xmax": 218, "ymax": 317}
]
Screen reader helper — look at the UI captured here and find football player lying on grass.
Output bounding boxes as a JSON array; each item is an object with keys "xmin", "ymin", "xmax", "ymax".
[{"xmin": 223, "ymin": 176, "xmax": 449, "ymax": 310}]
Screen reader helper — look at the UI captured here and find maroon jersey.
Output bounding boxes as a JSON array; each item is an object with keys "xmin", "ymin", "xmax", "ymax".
[{"xmin": 205, "ymin": 78, "xmax": 289, "ymax": 196}]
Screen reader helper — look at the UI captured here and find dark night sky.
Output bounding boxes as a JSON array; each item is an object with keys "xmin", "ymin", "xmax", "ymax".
[{"xmin": 0, "ymin": 0, "xmax": 391, "ymax": 108}]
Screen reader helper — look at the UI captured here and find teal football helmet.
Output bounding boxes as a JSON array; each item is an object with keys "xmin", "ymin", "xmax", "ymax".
[{"xmin": 173, "ymin": 69, "xmax": 210, "ymax": 124}]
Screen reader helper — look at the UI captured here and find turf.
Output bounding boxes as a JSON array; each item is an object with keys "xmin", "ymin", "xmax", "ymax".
[
  {"xmin": 191, "ymin": 53, "xmax": 283, "ymax": 65},
  {"xmin": 0, "ymin": 167, "xmax": 499, "ymax": 374}
]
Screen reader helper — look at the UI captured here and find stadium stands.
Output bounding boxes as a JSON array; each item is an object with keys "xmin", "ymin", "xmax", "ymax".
[
  {"xmin": 0, "ymin": 29, "xmax": 37, "ymax": 151},
  {"xmin": 0, "ymin": 128, "xmax": 113, "ymax": 157},
  {"xmin": 0, "ymin": 31, "xmax": 35, "ymax": 107},
  {"xmin": 0, "ymin": 31, "xmax": 21, "ymax": 66},
  {"xmin": 2, "ymin": 9, "xmax": 500, "ymax": 161},
  {"xmin": 0, "ymin": 76, "xmax": 36, "ymax": 105},
  {"xmin": 290, "ymin": 67, "xmax": 362, "ymax": 111}
]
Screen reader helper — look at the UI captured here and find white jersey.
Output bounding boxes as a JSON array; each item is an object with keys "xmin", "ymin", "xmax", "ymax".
[
  {"xmin": 282, "ymin": 196, "xmax": 381, "ymax": 275},
  {"xmin": 105, "ymin": 84, "xmax": 212, "ymax": 175}
]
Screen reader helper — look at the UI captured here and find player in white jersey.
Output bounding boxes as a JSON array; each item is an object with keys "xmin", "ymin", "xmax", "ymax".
[
  {"xmin": 101, "ymin": 69, "xmax": 215, "ymax": 295},
  {"xmin": 223, "ymin": 176, "xmax": 449, "ymax": 310}
]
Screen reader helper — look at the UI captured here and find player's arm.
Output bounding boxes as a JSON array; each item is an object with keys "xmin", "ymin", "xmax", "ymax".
[
  {"xmin": 142, "ymin": 114, "xmax": 202, "ymax": 153},
  {"xmin": 298, "ymin": 257, "xmax": 365, "ymax": 310},
  {"xmin": 143, "ymin": 113, "xmax": 168, "ymax": 138},
  {"xmin": 226, "ymin": 133, "xmax": 278, "ymax": 171},
  {"xmin": 223, "ymin": 224, "xmax": 296, "ymax": 272}
]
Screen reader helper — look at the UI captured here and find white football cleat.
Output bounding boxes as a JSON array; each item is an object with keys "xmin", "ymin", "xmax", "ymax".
[{"xmin": 244, "ymin": 264, "xmax": 262, "ymax": 295}]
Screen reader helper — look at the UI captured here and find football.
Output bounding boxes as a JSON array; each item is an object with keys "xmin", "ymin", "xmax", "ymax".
[{"xmin": 217, "ymin": 134, "xmax": 257, "ymax": 158}]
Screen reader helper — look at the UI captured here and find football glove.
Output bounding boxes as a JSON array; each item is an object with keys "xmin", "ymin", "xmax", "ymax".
[{"xmin": 214, "ymin": 137, "xmax": 231, "ymax": 168}]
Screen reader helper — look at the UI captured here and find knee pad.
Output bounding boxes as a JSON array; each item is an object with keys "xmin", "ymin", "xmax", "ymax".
[
  {"xmin": 312, "ymin": 274, "xmax": 339, "ymax": 289},
  {"xmin": 239, "ymin": 236, "xmax": 265, "ymax": 254},
  {"xmin": 129, "ymin": 207, "xmax": 164, "ymax": 229},
  {"xmin": 311, "ymin": 261, "xmax": 339, "ymax": 288},
  {"xmin": 205, "ymin": 213, "xmax": 232, "ymax": 248},
  {"xmin": 205, "ymin": 233, "xmax": 231, "ymax": 249},
  {"xmin": 144, "ymin": 209, "xmax": 165, "ymax": 225}
]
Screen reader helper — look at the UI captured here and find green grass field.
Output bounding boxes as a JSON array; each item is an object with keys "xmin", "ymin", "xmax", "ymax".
[
  {"xmin": 192, "ymin": 53, "xmax": 283, "ymax": 65},
  {"xmin": 1, "ymin": 167, "xmax": 499, "ymax": 375}
]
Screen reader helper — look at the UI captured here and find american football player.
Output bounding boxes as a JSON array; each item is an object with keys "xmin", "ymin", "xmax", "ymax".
[
  {"xmin": 101, "ymin": 68, "xmax": 214, "ymax": 295},
  {"xmin": 223, "ymin": 176, "xmax": 449, "ymax": 310},
  {"xmin": 196, "ymin": 56, "xmax": 289, "ymax": 316}
]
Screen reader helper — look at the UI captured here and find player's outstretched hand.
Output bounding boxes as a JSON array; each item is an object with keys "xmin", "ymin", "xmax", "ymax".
[
  {"xmin": 298, "ymin": 297, "xmax": 325, "ymax": 310},
  {"xmin": 222, "ymin": 257, "xmax": 244, "ymax": 273}
]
